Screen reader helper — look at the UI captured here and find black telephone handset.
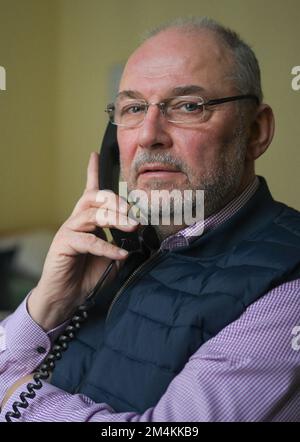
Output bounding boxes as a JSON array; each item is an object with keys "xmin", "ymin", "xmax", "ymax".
[
  {"xmin": 99, "ymin": 122, "xmax": 137, "ymax": 250},
  {"xmin": 4, "ymin": 124, "xmax": 160, "ymax": 422},
  {"xmin": 99, "ymin": 122, "xmax": 160, "ymax": 256}
]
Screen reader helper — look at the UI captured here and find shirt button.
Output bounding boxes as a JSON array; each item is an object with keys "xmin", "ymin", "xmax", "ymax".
[{"xmin": 36, "ymin": 346, "xmax": 47, "ymax": 354}]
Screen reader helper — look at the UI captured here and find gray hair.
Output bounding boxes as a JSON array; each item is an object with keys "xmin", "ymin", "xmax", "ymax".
[{"xmin": 143, "ymin": 17, "xmax": 263, "ymax": 104}]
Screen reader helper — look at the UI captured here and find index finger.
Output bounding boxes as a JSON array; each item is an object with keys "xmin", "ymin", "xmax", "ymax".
[{"xmin": 86, "ymin": 152, "xmax": 100, "ymax": 191}]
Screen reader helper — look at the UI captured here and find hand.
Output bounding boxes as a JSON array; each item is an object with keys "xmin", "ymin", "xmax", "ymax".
[{"xmin": 28, "ymin": 152, "xmax": 139, "ymax": 331}]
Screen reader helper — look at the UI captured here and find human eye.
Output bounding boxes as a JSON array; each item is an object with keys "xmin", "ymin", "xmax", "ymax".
[
  {"xmin": 119, "ymin": 101, "xmax": 145, "ymax": 116},
  {"xmin": 171, "ymin": 97, "xmax": 204, "ymax": 113}
]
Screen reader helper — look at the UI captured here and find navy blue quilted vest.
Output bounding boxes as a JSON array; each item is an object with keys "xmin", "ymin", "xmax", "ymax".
[{"xmin": 51, "ymin": 177, "xmax": 300, "ymax": 413}]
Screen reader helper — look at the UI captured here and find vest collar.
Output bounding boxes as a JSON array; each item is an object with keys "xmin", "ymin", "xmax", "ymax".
[{"xmin": 172, "ymin": 176, "xmax": 284, "ymax": 257}]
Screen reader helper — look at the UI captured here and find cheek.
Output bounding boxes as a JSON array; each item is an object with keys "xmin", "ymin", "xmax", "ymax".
[
  {"xmin": 191, "ymin": 121, "xmax": 235, "ymax": 151},
  {"xmin": 175, "ymin": 128, "xmax": 218, "ymax": 166},
  {"xmin": 117, "ymin": 130, "xmax": 137, "ymax": 172},
  {"xmin": 173, "ymin": 125, "xmax": 232, "ymax": 179}
]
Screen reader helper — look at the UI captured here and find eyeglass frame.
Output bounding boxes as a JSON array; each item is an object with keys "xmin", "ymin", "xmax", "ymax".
[{"xmin": 105, "ymin": 93, "xmax": 260, "ymax": 127}]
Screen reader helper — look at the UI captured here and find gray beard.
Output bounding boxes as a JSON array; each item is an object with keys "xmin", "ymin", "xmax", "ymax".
[
  {"xmin": 200, "ymin": 143, "xmax": 246, "ymax": 219},
  {"xmin": 120, "ymin": 124, "xmax": 247, "ymax": 228}
]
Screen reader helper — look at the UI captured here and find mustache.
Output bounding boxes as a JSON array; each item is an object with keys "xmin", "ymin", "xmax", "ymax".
[{"xmin": 132, "ymin": 152, "xmax": 185, "ymax": 174}]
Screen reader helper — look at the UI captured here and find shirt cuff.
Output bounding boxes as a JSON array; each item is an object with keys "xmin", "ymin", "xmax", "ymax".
[
  {"xmin": 0, "ymin": 380, "xmax": 33, "ymax": 422},
  {"xmin": 0, "ymin": 380, "xmax": 98, "ymax": 422},
  {"xmin": 0, "ymin": 295, "xmax": 72, "ymax": 406},
  {"xmin": 4, "ymin": 295, "xmax": 71, "ymax": 355},
  {"xmin": 4, "ymin": 297, "xmax": 52, "ymax": 358}
]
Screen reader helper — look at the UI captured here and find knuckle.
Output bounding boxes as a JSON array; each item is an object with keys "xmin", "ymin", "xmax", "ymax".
[
  {"xmin": 95, "ymin": 207, "xmax": 103, "ymax": 224},
  {"xmin": 84, "ymin": 189, "xmax": 96, "ymax": 201},
  {"xmin": 99, "ymin": 239, "xmax": 109, "ymax": 252},
  {"xmin": 63, "ymin": 214, "xmax": 78, "ymax": 230},
  {"xmin": 77, "ymin": 194, "xmax": 87, "ymax": 208},
  {"xmin": 96, "ymin": 190, "xmax": 114, "ymax": 206},
  {"xmin": 79, "ymin": 190, "xmax": 97, "ymax": 209},
  {"xmin": 101, "ymin": 239, "xmax": 116, "ymax": 255},
  {"xmin": 96, "ymin": 207, "xmax": 111, "ymax": 225},
  {"xmin": 86, "ymin": 233, "xmax": 98, "ymax": 247},
  {"xmin": 87, "ymin": 207, "xmax": 97, "ymax": 222},
  {"xmin": 59, "ymin": 221, "xmax": 71, "ymax": 234},
  {"xmin": 118, "ymin": 196, "xmax": 129, "ymax": 214},
  {"xmin": 51, "ymin": 227, "xmax": 69, "ymax": 249}
]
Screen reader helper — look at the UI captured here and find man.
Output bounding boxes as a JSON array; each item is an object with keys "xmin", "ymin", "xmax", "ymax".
[{"xmin": 1, "ymin": 17, "xmax": 300, "ymax": 422}]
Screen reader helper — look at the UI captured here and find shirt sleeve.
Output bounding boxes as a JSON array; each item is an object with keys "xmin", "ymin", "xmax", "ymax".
[
  {"xmin": 1, "ymin": 280, "xmax": 300, "ymax": 422},
  {"xmin": 0, "ymin": 295, "xmax": 69, "ymax": 403}
]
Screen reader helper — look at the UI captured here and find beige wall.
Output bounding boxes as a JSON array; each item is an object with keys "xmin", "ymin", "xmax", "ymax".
[
  {"xmin": 0, "ymin": 0, "xmax": 59, "ymax": 232},
  {"xmin": 0, "ymin": 0, "xmax": 299, "ymax": 233}
]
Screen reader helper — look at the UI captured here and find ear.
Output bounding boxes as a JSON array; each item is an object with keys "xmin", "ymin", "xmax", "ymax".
[{"xmin": 246, "ymin": 104, "xmax": 275, "ymax": 161}]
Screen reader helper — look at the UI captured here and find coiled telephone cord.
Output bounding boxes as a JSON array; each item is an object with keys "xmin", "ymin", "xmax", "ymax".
[{"xmin": 5, "ymin": 259, "xmax": 115, "ymax": 422}]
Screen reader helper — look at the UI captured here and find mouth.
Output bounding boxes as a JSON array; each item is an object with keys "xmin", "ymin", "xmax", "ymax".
[{"xmin": 138, "ymin": 163, "xmax": 183, "ymax": 179}]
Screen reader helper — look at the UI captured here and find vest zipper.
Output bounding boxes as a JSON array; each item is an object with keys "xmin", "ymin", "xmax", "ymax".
[
  {"xmin": 105, "ymin": 249, "xmax": 164, "ymax": 323},
  {"xmin": 73, "ymin": 249, "xmax": 164, "ymax": 394}
]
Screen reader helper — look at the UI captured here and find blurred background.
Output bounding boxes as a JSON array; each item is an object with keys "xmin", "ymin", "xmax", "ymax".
[{"xmin": 0, "ymin": 0, "xmax": 299, "ymax": 314}]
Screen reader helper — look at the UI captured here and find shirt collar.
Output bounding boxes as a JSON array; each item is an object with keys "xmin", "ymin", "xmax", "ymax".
[{"xmin": 160, "ymin": 176, "xmax": 260, "ymax": 251}]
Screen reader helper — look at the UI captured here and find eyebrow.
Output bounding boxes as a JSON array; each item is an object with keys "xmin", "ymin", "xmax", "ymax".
[
  {"xmin": 116, "ymin": 90, "xmax": 144, "ymax": 99},
  {"xmin": 117, "ymin": 84, "xmax": 207, "ymax": 100},
  {"xmin": 171, "ymin": 85, "xmax": 207, "ymax": 96}
]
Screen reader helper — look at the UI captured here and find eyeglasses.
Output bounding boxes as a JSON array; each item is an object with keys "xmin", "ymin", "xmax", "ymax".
[{"xmin": 105, "ymin": 94, "xmax": 259, "ymax": 128}]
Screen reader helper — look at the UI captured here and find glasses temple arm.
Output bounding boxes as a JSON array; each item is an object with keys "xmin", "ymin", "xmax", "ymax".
[{"xmin": 205, "ymin": 94, "xmax": 259, "ymax": 106}]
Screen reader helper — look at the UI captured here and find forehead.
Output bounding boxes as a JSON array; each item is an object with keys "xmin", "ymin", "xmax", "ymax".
[{"xmin": 119, "ymin": 29, "xmax": 235, "ymax": 98}]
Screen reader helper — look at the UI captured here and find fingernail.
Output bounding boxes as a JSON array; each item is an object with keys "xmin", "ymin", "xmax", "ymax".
[
  {"xmin": 118, "ymin": 249, "xmax": 128, "ymax": 256},
  {"xmin": 128, "ymin": 217, "xmax": 139, "ymax": 225}
]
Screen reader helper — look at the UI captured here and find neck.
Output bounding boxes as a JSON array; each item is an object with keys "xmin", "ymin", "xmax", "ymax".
[
  {"xmin": 153, "ymin": 223, "xmax": 187, "ymax": 242},
  {"xmin": 153, "ymin": 172, "xmax": 256, "ymax": 242}
]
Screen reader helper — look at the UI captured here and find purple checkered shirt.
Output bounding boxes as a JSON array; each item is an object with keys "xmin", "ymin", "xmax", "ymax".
[{"xmin": 0, "ymin": 176, "xmax": 300, "ymax": 422}]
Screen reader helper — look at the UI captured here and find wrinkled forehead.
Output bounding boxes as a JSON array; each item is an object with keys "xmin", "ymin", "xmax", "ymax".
[{"xmin": 119, "ymin": 29, "xmax": 236, "ymax": 97}]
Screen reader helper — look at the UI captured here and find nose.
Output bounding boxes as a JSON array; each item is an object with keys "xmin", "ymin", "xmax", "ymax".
[{"xmin": 137, "ymin": 103, "xmax": 172, "ymax": 150}]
